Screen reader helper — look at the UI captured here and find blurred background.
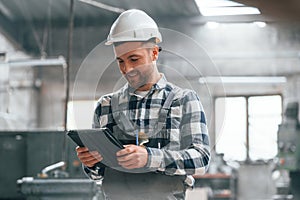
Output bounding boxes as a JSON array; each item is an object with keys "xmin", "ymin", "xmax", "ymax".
[{"xmin": 0, "ymin": 0, "xmax": 300, "ymax": 199}]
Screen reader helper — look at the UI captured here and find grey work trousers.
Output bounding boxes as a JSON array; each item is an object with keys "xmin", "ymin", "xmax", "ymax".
[{"xmin": 102, "ymin": 168, "xmax": 186, "ymax": 200}]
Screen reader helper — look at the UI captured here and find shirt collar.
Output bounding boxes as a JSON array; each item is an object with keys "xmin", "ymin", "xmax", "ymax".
[{"xmin": 154, "ymin": 73, "xmax": 168, "ymax": 90}]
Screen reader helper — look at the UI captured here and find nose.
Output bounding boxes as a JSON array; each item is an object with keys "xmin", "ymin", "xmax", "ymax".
[{"xmin": 120, "ymin": 62, "xmax": 133, "ymax": 75}]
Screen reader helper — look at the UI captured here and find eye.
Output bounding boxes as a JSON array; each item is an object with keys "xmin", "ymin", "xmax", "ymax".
[
  {"xmin": 117, "ymin": 59, "xmax": 124, "ymax": 64},
  {"xmin": 130, "ymin": 57, "xmax": 139, "ymax": 62}
]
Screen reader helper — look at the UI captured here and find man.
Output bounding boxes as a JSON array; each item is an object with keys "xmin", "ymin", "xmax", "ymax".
[{"xmin": 76, "ymin": 9, "xmax": 210, "ymax": 200}]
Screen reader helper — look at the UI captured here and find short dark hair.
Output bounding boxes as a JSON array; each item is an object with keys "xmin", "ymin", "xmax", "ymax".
[
  {"xmin": 113, "ymin": 38, "xmax": 162, "ymax": 51},
  {"xmin": 114, "ymin": 38, "xmax": 156, "ymax": 47}
]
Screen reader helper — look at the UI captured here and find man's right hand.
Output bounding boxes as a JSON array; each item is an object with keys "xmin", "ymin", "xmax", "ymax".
[{"xmin": 76, "ymin": 146, "xmax": 103, "ymax": 168}]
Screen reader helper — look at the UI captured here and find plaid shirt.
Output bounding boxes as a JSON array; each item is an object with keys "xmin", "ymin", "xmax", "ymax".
[{"xmin": 84, "ymin": 75, "xmax": 210, "ymax": 184}]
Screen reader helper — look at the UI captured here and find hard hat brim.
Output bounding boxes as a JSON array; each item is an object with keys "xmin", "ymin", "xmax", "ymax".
[{"xmin": 105, "ymin": 37, "xmax": 161, "ymax": 46}]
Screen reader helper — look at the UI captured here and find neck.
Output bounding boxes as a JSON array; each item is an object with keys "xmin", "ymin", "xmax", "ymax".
[{"xmin": 136, "ymin": 72, "xmax": 162, "ymax": 91}]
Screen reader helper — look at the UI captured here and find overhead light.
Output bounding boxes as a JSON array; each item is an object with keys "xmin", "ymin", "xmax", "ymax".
[
  {"xmin": 197, "ymin": 0, "xmax": 244, "ymax": 7},
  {"xmin": 195, "ymin": 0, "xmax": 261, "ymax": 16},
  {"xmin": 199, "ymin": 76, "xmax": 287, "ymax": 84},
  {"xmin": 0, "ymin": 56, "xmax": 66, "ymax": 68},
  {"xmin": 253, "ymin": 21, "xmax": 266, "ymax": 28},
  {"xmin": 78, "ymin": 0, "xmax": 125, "ymax": 13},
  {"xmin": 200, "ymin": 7, "xmax": 260, "ymax": 16}
]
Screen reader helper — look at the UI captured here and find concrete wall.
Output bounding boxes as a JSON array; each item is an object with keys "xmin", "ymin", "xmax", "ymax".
[{"xmin": 0, "ymin": 33, "xmax": 38, "ymax": 130}]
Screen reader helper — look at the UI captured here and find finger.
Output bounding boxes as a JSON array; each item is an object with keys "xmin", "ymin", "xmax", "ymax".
[
  {"xmin": 120, "ymin": 162, "xmax": 137, "ymax": 169},
  {"xmin": 119, "ymin": 158, "xmax": 142, "ymax": 169},
  {"xmin": 117, "ymin": 152, "xmax": 136, "ymax": 162},
  {"xmin": 82, "ymin": 154, "xmax": 102, "ymax": 163},
  {"xmin": 80, "ymin": 154, "xmax": 103, "ymax": 167},
  {"xmin": 90, "ymin": 151, "xmax": 101, "ymax": 157},
  {"xmin": 117, "ymin": 152, "xmax": 144, "ymax": 167},
  {"xmin": 123, "ymin": 144, "xmax": 134, "ymax": 148},
  {"xmin": 118, "ymin": 153, "xmax": 146, "ymax": 166},
  {"xmin": 88, "ymin": 153, "xmax": 102, "ymax": 161},
  {"xmin": 78, "ymin": 151, "xmax": 102, "ymax": 160},
  {"xmin": 116, "ymin": 145, "xmax": 136, "ymax": 156},
  {"xmin": 118, "ymin": 159, "xmax": 137, "ymax": 167},
  {"xmin": 76, "ymin": 146, "xmax": 89, "ymax": 152},
  {"xmin": 77, "ymin": 150, "xmax": 100, "ymax": 157},
  {"xmin": 77, "ymin": 151, "xmax": 91, "ymax": 159},
  {"xmin": 84, "ymin": 159, "xmax": 100, "ymax": 168}
]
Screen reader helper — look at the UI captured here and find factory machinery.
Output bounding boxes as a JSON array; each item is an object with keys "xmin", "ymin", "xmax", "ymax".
[
  {"xmin": 0, "ymin": 130, "xmax": 104, "ymax": 199},
  {"xmin": 0, "ymin": 56, "xmax": 103, "ymax": 199},
  {"xmin": 1, "ymin": 102, "xmax": 299, "ymax": 199},
  {"xmin": 276, "ymin": 102, "xmax": 300, "ymax": 200}
]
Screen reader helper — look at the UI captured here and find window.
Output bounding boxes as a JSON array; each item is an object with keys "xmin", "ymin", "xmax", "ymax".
[
  {"xmin": 215, "ymin": 97, "xmax": 247, "ymax": 161},
  {"xmin": 215, "ymin": 95, "xmax": 282, "ymax": 161},
  {"xmin": 67, "ymin": 100, "xmax": 97, "ymax": 130},
  {"xmin": 248, "ymin": 96, "xmax": 282, "ymax": 160}
]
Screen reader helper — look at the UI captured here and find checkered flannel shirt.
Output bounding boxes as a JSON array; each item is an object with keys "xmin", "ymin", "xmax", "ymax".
[{"xmin": 84, "ymin": 75, "xmax": 210, "ymax": 183}]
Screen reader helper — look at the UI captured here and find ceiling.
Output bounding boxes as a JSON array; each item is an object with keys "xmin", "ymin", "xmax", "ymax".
[
  {"xmin": 236, "ymin": 0, "xmax": 300, "ymax": 21},
  {"xmin": 0, "ymin": 0, "xmax": 200, "ymax": 55},
  {"xmin": 0, "ymin": 0, "xmax": 199, "ymax": 24},
  {"xmin": 1, "ymin": 0, "xmax": 300, "ymax": 23},
  {"xmin": 0, "ymin": 0, "xmax": 299, "ymax": 87},
  {"xmin": 1, "ymin": 0, "xmax": 300, "ymax": 55}
]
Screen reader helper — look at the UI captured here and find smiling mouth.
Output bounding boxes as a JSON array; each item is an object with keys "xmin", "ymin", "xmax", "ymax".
[{"xmin": 126, "ymin": 70, "xmax": 138, "ymax": 77}]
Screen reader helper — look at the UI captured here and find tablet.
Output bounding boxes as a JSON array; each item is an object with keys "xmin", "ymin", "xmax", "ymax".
[{"xmin": 67, "ymin": 128, "xmax": 124, "ymax": 168}]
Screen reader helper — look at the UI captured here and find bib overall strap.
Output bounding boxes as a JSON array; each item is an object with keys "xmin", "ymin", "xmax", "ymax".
[
  {"xmin": 111, "ymin": 93, "xmax": 135, "ymax": 133},
  {"xmin": 111, "ymin": 88, "xmax": 176, "ymax": 134},
  {"xmin": 155, "ymin": 89, "xmax": 176, "ymax": 131}
]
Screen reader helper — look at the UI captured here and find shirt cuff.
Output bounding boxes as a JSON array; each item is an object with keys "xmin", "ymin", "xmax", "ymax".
[{"xmin": 145, "ymin": 147, "xmax": 164, "ymax": 171}]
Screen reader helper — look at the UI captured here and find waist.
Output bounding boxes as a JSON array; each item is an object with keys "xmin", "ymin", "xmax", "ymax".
[
  {"xmin": 102, "ymin": 168, "xmax": 186, "ymax": 199},
  {"xmin": 103, "ymin": 167, "xmax": 186, "ymax": 185}
]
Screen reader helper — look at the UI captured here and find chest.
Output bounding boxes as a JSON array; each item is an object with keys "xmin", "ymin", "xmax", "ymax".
[{"xmin": 99, "ymin": 98, "xmax": 182, "ymax": 149}]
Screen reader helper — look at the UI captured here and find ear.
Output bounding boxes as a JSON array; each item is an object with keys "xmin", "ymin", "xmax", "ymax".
[{"xmin": 151, "ymin": 46, "xmax": 159, "ymax": 61}]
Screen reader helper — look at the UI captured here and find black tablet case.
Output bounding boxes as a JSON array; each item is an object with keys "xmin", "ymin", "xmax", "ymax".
[{"xmin": 67, "ymin": 128, "xmax": 124, "ymax": 168}]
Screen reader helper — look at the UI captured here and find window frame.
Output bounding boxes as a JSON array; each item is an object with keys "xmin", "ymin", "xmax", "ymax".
[{"xmin": 214, "ymin": 93, "xmax": 283, "ymax": 162}]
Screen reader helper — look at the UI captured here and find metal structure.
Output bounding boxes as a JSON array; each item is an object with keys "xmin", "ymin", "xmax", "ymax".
[
  {"xmin": 276, "ymin": 101, "xmax": 300, "ymax": 199},
  {"xmin": 277, "ymin": 102, "xmax": 300, "ymax": 171},
  {"xmin": 0, "ymin": 130, "xmax": 87, "ymax": 199},
  {"xmin": 17, "ymin": 178, "xmax": 100, "ymax": 200}
]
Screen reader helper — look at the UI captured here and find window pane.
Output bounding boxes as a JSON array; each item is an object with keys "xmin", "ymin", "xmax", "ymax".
[
  {"xmin": 248, "ymin": 95, "xmax": 282, "ymax": 160},
  {"xmin": 215, "ymin": 97, "xmax": 247, "ymax": 161},
  {"xmin": 67, "ymin": 100, "xmax": 97, "ymax": 129}
]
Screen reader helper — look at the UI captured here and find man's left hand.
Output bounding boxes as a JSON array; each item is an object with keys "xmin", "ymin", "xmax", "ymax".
[{"xmin": 116, "ymin": 145, "xmax": 148, "ymax": 169}]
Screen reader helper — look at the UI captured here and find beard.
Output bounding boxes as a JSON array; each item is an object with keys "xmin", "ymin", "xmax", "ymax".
[{"xmin": 124, "ymin": 65, "xmax": 154, "ymax": 90}]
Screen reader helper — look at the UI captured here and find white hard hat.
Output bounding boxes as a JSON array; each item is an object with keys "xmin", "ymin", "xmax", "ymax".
[{"xmin": 105, "ymin": 9, "xmax": 162, "ymax": 45}]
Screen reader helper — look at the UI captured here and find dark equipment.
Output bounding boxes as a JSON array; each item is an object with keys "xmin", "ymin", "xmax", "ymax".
[{"xmin": 276, "ymin": 102, "xmax": 300, "ymax": 199}]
